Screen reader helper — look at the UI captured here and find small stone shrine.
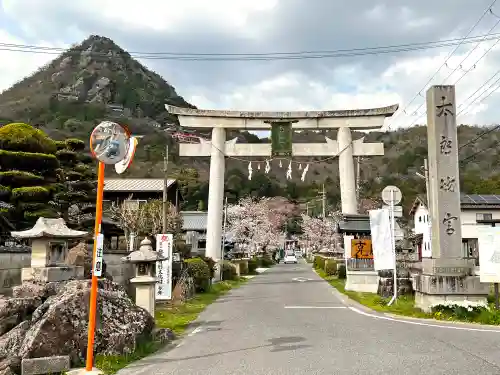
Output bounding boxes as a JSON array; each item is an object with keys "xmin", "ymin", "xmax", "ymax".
[
  {"xmin": 414, "ymin": 85, "xmax": 489, "ymax": 311},
  {"xmin": 122, "ymin": 237, "xmax": 166, "ymax": 316},
  {"xmin": 11, "ymin": 217, "xmax": 88, "ymax": 283}
]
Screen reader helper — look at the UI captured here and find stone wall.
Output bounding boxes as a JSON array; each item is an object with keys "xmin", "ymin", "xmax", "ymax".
[{"xmin": 0, "ymin": 247, "xmax": 134, "ymax": 295}]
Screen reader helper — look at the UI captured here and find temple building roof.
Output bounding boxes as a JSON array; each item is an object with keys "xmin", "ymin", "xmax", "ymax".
[{"xmin": 11, "ymin": 218, "xmax": 89, "ymax": 239}]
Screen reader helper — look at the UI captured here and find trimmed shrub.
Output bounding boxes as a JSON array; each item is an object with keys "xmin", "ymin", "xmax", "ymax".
[
  {"xmin": 338, "ymin": 264, "xmax": 347, "ymax": 279},
  {"xmin": 248, "ymin": 258, "xmax": 258, "ymax": 274},
  {"xmin": 313, "ymin": 255, "xmax": 326, "ymax": 270},
  {"xmin": 239, "ymin": 261, "xmax": 249, "ymax": 275},
  {"xmin": 54, "ymin": 141, "xmax": 67, "ymax": 150},
  {"xmin": 222, "ymin": 261, "xmax": 238, "ymax": 281},
  {"xmin": 0, "ymin": 150, "xmax": 59, "ymax": 174},
  {"xmin": 256, "ymin": 255, "xmax": 274, "ymax": 268},
  {"xmin": 185, "ymin": 258, "xmax": 211, "ymax": 292},
  {"xmin": 65, "ymin": 138, "xmax": 86, "ymax": 151},
  {"xmin": 0, "ymin": 171, "xmax": 44, "ymax": 188},
  {"xmin": 11, "ymin": 186, "xmax": 50, "ymax": 203},
  {"xmin": 56, "ymin": 149, "xmax": 78, "ymax": 165},
  {"xmin": 24, "ymin": 209, "xmax": 58, "ymax": 220},
  {"xmin": 0, "ymin": 185, "xmax": 10, "ymax": 201},
  {"xmin": 201, "ymin": 256, "xmax": 216, "ymax": 279},
  {"xmin": 324, "ymin": 259, "xmax": 337, "ymax": 276},
  {"xmin": 0, "ymin": 122, "xmax": 57, "ymax": 154}
]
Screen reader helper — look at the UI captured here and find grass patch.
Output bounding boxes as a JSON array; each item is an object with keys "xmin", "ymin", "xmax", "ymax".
[
  {"xmin": 95, "ymin": 278, "xmax": 246, "ymax": 374},
  {"xmin": 317, "ymin": 269, "xmax": 432, "ymax": 319},
  {"xmin": 317, "ymin": 269, "xmax": 500, "ymax": 325}
]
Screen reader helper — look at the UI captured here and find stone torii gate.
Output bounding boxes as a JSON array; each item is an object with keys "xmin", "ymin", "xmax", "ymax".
[{"xmin": 166, "ymin": 104, "xmax": 398, "ymax": 267}]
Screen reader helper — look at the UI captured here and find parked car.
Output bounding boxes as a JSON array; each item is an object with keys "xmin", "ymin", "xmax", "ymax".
[{"xmin": 284, "ymin": 253, "xmax": 298, "ymax": 264}]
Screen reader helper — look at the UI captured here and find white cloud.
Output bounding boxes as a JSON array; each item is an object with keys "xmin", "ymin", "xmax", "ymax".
[
  {"xmin": 0, "ymin": 0, "xmax": 500, "ymax": 131},
  {"xmin": 0, "ymin": 30, "xmax": 69, "ymax": 93}
]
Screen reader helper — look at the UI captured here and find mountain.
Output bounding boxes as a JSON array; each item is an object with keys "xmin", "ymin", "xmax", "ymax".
[{"xmin": 0, "ymin": 35, "xmax": 500, "ymax": 212}]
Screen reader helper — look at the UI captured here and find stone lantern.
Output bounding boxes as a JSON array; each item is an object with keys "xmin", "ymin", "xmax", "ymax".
[
  {"xmin": 11, "ymin": 217, "xmax": 88, "ymax": 282},
  {"xmin": 122, "ymin": 237, "xmax": 166, "ymax": 316}
]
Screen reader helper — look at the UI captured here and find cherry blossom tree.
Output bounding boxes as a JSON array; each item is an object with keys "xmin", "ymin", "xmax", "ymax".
[
  {"xmin": 108, "ymin": 198, "xmax": 183, "ymax": 250},
  {"xmin": 300, "ymin": 211, "xmax": 341, "ymax": 253},
  {"xmin": 226, "ymin": 196, "xmax": 296, "ymax": 254}
]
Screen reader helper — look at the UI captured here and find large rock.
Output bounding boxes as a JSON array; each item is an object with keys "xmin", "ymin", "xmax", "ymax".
[{"xmin": 0, "ymin": 279, "xmax": 155, "ymax": 373}]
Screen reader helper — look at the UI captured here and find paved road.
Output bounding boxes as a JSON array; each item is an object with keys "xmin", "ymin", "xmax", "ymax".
[{"xmin": 118, "ymin": 261, "xmax": 500, "ymax": 375}]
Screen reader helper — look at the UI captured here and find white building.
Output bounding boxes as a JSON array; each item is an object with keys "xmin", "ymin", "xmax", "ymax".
[{"xmin": 409, "ymin": 194, "xmax": 500, "ymax": 263}]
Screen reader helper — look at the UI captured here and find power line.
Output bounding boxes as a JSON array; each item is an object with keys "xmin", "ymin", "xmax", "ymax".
[
  {"xmin": 3, "ymin": 32, "xmax": 500, "ymax": 61},
  {"xmin": 387, "ymin": 0, "xmax": 498, "ymax": 127},
  {"xmin": 443, "ymin": 12, "xmax": 500, "ymax": 84},
  {"xmin": 458, "ymin": 71, "xmax": 500, "ymax": 117},
  {"xmin": 459, "ymin": 124, "xmax": 500, "ymax": 151}
]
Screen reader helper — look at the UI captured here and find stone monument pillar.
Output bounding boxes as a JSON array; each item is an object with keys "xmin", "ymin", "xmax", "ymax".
[
  {"xmin": 206, "ymin": 127, "xmax": 226, "ymax": 280},
  {"xmin": 414, "ymin": 85, "xmax": 489, "ymax": 311}
]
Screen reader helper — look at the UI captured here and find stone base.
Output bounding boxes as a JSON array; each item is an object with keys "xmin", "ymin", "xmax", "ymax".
[
  {"xmin": 345, "ymin": 270, "xmax": 379, "ymax": 293},
  {"xmin": 414, "ymin": 273, "xmax": 489, "ymax": 312},
  {"xmin": 21, "ymin": 266, "xmax": 84, "ymax": 282}
]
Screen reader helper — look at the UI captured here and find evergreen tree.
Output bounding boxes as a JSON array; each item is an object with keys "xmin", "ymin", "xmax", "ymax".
[
  {"xmin": 52, "ymin": 138, "xmax": 97, "ymax": 229},
  {"xmin": 0, "ymin": 123, "xmax": 60, "ymax": 228}
]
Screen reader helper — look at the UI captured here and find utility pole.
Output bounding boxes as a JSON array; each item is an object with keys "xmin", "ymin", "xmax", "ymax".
[
  {"xmin": 356, "ymin": 156, "xmax": 361, "ymax": 202},
  {"xmin": 221, "ymin": 196, "xmax": 228, "ymax": 281},
  {"xmin": 423, "ymin": 158, "xmax": 430, "ymax": 209},
  {"xmin": 321, "ymin": 183, "xmax": 326, "ymax": 218},
  {"xmin": 416, "ymin": 158, "xmax": 430, "ymax": 209},
  {"xmin": 162, "ymin": 144, "xmax": 169, "ymax": 233}
]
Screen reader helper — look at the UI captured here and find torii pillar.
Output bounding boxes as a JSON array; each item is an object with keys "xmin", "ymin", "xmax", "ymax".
[{"xmin": 167, "ymin": 104, "xmax": 398, "ymax": 277}]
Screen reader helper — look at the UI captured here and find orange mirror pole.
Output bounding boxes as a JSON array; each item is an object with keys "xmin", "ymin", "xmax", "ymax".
[{"xmin": 85, "ymin": 161, "xmax": 105, "ymax": 371}]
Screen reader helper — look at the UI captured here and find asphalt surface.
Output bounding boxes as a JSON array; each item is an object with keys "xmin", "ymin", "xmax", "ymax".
[{"xmin": 117, "ymin": 261, "xmax": 500, "ymax": 375}]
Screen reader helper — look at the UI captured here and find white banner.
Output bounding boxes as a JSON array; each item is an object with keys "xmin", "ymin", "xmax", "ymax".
[
  {"xmin": 156, "ymin": 233, "xmax": 173, "ymax": 300},
  {"xmin": 477, "ymin": 227, "xmax": 500, "ymax": 283},
  {"xmin": 369, "ymin": 208, "xmax": 394, "ymax": 270}
]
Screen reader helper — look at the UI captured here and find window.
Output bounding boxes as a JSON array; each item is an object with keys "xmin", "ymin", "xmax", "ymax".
[
  {"xmin": 476, "ymin": 213, "xmax": 493, "ymax": 221},
  {"xmin": 462, "ymin": 238, "xmax": 479, "ymax": 266},
  {"xmin": 419, "ymin": 216, "xmax": 422, "ymax": 222}
]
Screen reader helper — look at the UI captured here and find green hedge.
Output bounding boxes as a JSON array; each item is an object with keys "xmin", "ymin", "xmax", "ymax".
[
  {"xmin": 324, "ymin": 259, "xmax": 337, "ymax": 276},
  {"xmin": 256, "ymin": 255, "xmax": 274, "ymax": 268},
  {"xmin": 0, "ymin": 122, "xmax": 57, "ymax": 154},
  {"xmin": 11, "ymin": 186, "xmax": 50, "ymax": 202},
  {"xmin": 0, "ymin": 150, "xmax": 59, "ymax": 173},
  {"xmin": 338, "ymin": 264, "xmax": 347, "ymax": 279},
  {"xmin": 222, "ymin": 262, "xmax": 238, "ymax": 281},
  {"xmin": 56, "ymin": 149, "xmax": 78, "ymax": 165},
  {"xmin": 313, "ymin": 255, "xmax": 326, "ymax": 270},
  {"xmin": 65, "ymin": 138, "xmax": 85, "ymax": 151},
  {"xmin": 248, "ymin": 258, "xmax": 258, "ymax": 274},
  {"xmin": 0, "ymin": 171, "xmax": 44, "ymax": 188},
  {"xmin": 185, "ymin": 258, "xmax": 211, "ymax": 292}
]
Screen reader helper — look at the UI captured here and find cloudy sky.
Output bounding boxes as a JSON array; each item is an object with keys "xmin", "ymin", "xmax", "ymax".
[{"xmin": 1, "ymin": 0, "xmax": 500, "ymax": 129}]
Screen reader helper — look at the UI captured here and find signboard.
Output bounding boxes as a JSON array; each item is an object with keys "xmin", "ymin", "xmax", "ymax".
[
  {"xmin": 369, "ymin": 208, "xmax": 395, "ymax": 270},
  {"xmin": 477, "ymin": 227, "xmax": 500, "ymax": 283},
  {"xmin": 156, "ymin": 233, "xmax": 173, "ymax": 300},
  {"xmin": 93, "ymin": 234, "xmax": 104, "ymax": 277},
  {"xmin": 351, "ymin": 239, "xmax": 373, "ymax": 259},
  {"xmin": 271, "ymin": 122, "xmax": 292, "ymax": 157}
]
